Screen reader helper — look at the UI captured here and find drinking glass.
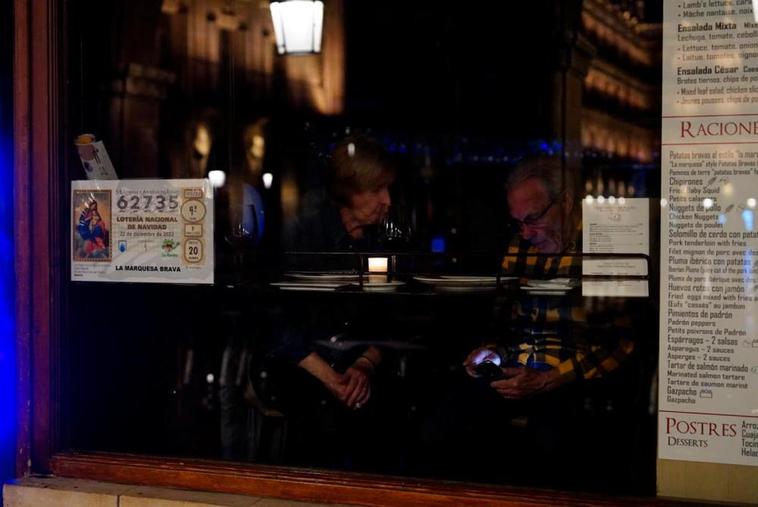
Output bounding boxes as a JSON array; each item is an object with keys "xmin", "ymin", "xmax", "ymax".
[{"xmin": 377, "ymin": 208, "xmax": 412, "ymax": 247}]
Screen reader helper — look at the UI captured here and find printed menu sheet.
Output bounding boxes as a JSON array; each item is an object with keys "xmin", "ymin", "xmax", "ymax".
[
  {"xmin": 660, "ymin": 1, "xmax": 758, "ymax": 466},
  {"xmin": 582, "ymin": 197, "xmax": 650, "ymax": 276},
  {"xmin": 71, "ymin": 179, "xmax": 214, "ymax": 284}
]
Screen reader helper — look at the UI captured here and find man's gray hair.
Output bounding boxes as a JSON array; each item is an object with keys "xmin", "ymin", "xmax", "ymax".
[{"xmin": 504, "ymin": 158, "xmax": 567, "ymax": 201}]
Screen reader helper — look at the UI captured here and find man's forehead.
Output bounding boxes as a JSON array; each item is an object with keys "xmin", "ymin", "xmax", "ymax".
[{"xmin": 507, "ymin": 177, "xmax": 549, "ymax": 205}]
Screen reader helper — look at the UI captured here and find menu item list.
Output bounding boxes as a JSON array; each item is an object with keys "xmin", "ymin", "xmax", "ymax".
[{"xmin": 661, "ymin": 1, "xmax": 758, "ymax": 466}]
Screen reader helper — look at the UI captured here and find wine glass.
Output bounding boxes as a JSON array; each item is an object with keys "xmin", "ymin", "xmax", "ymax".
[
  {"xmin": 224, "ymin": 203, "xmax": 260, "ymax": 280},
  {"xmin": 226, "ymin": 203, "xmax": 259, "ymax": 248},
  {"xmin": 377, "ymin": 207, "xmax": 413, "ymax": 247}
]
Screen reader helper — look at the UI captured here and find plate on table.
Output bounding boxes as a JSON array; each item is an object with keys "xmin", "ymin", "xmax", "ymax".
[
  {"xmin": 440, "ymin": 275, "xmax": 504, "ymax": 283},
  {"xmin": 284, "ymin": 272, "xmax": 360, "ymax": 282},
  {"xmin": 525, "ymin": 278, "xmax": 577, "ymax": 289},
  {"xmin": 520, "ymin": 287, "xmax": 569, "ymax": 296},
  {"xmin": 358, "ymin": 280, "xmax": 405, "ymax": 292},
  {"xmin": 413, "ymin": 275, "xmax": 514, "ymax": 291},
  {"xmin": 270, "ymin": 281, "xmax": 349, "ymax": 292},
  {"xmin": 522, "ymin": 279, "xmax": 576, "ymax": 295}
]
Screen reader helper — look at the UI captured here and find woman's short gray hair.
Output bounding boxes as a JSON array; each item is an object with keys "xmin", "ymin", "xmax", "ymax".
[{"xmin": 329, "ymin": 134, "xmax": 396, "ymax": 206}]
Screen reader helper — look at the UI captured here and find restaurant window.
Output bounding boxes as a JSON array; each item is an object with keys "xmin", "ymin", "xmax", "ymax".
[{"xmin": 55, "ymin": 0, "xmax": 662, "ymax": 498}]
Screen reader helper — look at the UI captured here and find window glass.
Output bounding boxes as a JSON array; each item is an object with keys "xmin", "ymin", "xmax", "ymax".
[{"xmin": 62, "ymin": 0, "xmax": 662, "ymax": 494}]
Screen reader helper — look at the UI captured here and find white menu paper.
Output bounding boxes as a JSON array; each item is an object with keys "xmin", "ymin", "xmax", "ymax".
[{"xmin": 582, "ymin": 197, "xmax": 650, "ymax": 276}]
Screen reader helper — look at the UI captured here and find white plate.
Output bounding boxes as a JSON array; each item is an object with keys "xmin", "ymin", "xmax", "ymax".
[
  {"xmin": 414, "ymin": 275, "xmax": 511, "ymax": 286},
  {"xmin": 526, "ymin": 278, "xmax": 577, "ymax": 288},
  {"xmin": 270, "ymin": 281, "xmax": 347, "ymax": 291},
  {"xmin": 284, "ymin": 272, "xmax": 360, "ymax": 282},
  {"xmin": 520, "ymin": 287, "xmax": 569, "ymax": 296},
  {"xmin": 439, "ymin": 275, "xmax": 498, "ymax": 283},
  {"xmin": 430, "ymin": 285, "xmax": 498, "ymax": 293},
  {"xmin": 359, "ymin": 280, "xmax": 405, "ymax": 292}
]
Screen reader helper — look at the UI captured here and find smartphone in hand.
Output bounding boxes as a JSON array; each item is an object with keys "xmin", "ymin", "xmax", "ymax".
[{"xmin": 474, "ymin": 361, "xmax": 505, "ymax": 381}]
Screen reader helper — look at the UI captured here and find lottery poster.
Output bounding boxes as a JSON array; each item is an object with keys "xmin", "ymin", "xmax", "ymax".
[{"xmin": 71, "ymin": 179, "xmax": 214, "ymax": 284}]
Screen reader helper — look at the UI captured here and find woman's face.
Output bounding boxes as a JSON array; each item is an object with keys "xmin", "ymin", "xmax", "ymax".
[{"xmin": 346, "ymin": 184, "xmax": 392, "ymax": 225}]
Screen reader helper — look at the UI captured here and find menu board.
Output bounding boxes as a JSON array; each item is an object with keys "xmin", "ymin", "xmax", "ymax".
[
  {"xmin": 71, "ymin": 179, "xmax": 214, "ymax": 284},
  {"xmin": 660, "ymin": 2, "xmax": 758, "ymax": 466}
]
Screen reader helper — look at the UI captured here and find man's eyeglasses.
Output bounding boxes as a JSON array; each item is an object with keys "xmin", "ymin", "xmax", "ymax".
[{"xmin": 511, "ymin": 194, "xmax": 562, "ymax": 231}]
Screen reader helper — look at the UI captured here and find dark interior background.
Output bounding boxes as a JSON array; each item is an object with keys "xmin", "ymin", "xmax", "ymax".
[{"xmin": 59, "ymin": 0, "xmax": 663, "ymax": 495}]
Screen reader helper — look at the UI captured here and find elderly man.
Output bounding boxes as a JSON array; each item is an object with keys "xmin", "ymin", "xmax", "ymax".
[
  {"xmin": 464, "ymin": 158, "xmax": 634, "ymax": 399},
  {"xmin": 418, "ymin": 158, "xmax": 636, "ymax": 483}
]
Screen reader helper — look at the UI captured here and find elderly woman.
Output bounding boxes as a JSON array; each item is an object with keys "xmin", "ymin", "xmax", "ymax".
[
  {"xmin": 284, "ymin": 134, "xmax": 395, "ymax": 251},
  {"xmin": 265, "ymin": 134, "xmax": 399, "ymax": 468},
  {"xmin": 279, "ymin": 134, "xmax": 396, "ymax": 406}
]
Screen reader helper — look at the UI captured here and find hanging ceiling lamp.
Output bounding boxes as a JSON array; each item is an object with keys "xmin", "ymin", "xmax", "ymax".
[{"xmin": 269, "ymin": 0, "xmax": 324, "ymax": 55}]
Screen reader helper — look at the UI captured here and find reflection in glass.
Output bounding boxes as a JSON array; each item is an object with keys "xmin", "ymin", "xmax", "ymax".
[{"xmin": 62, "ymin": 0, "xmax": 663, "ymax": 496}]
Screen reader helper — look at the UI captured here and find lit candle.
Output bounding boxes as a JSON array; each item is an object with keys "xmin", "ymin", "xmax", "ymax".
[{"xmin": 367, "ymin": 257, "xmax": 388, "ymax": 283}]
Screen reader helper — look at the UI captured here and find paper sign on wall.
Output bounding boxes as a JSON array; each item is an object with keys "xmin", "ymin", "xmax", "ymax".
[
  {"xmin": 71, "ymin": 179, "xmax": 214, "ymax": 284},
  {"xmin": 582, "ymin": 197, "xmax": 650, "ymax": 276}
]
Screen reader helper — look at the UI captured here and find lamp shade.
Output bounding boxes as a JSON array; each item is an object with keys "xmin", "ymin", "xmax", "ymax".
[{"xmin": 269, "ymin": 0, "xmax": 324, "ymax": 55}]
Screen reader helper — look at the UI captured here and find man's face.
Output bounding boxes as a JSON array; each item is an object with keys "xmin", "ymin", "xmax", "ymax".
[
  {"xmin": 347, "ymin": 184, "xmax": 392, "ymax": 225},
  {"xmin": 507, "ymin": 177, "xmax": 567, "ymax": 254}
]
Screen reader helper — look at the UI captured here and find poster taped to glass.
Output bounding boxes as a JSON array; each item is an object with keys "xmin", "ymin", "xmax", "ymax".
[{"xmin": 71, "ymin": 179, "xmax": 214, "ymax": 284}]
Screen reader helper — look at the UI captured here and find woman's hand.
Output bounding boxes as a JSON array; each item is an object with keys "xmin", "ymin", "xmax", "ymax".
[
  {"xmin": 322, "ymin": 371, "xmax": 349, "ymax": 402},
  {"xmin": 298, "ymin": 352, "xmax": 372, "ymax": 408},
  {"xmin": 341, "ymin": 364, "xmax": 372, "ymax": 409},
  {"xmin": 298, "ymin": 352, "xmax": 348, "ymax": 402}
]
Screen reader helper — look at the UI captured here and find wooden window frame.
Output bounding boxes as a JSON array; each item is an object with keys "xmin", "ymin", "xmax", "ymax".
[{"xmin": 12, "ymin": 1, "xmax": 683, "ymax": 505}]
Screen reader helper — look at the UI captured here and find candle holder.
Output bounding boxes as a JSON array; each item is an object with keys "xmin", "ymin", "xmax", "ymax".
[{"xmin": 367, "ymin": 256, "xmax": 388, "ymax": 283}]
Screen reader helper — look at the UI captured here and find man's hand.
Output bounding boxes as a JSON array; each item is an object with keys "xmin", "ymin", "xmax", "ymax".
[
  {"xmin": 490, "ymin": 367, "xmax": 562, "ymax": 399},
  {"xmin": 463, "ymin": 347, "xmax": 500, "ymax": 378}
]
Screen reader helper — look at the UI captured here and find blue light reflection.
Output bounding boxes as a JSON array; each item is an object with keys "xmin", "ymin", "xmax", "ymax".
[
  {"xmin": 742, "ymin": 209, "xmax": 754, "ymax": 232},
  {"xmin": 0, "ymin": 59, "xmax": 16, "ymax": 489},
  {"xmin": 431, "ymin": 236, "xmax": 446, "ymax": 253}
]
